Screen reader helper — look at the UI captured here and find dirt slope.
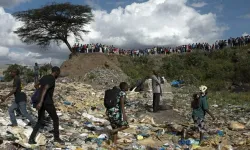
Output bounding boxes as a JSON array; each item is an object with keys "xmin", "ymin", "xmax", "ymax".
[
  {"xmin": 60, "ymin": 53, "xmax": 129, "ymax": 89},
  {"xmin": 61, "ymin": 53, "xmax": 121, "ymax": 77}
]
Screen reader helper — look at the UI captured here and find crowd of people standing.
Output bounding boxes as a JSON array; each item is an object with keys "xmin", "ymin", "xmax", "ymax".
[{"xmin": 72, "ymin": 35, "xmax": 250, "ymax": 56}]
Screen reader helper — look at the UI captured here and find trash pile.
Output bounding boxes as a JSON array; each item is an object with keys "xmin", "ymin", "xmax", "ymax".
[
  {"xmin": 0, "ymin": 79, "xmax": 250, "ymax": 150},
  {"xmin": 83, "ymin": 68, "xmax": 129, "ymax": 89}
]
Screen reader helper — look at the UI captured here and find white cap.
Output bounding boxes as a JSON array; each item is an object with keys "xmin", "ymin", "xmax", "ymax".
[{"xmin": 199, "ymin": 85, "xmax": 207, "ymax": 93}]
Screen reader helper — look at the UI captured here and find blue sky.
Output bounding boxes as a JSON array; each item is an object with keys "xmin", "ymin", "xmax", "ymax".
[
  {"xmin": 0, "ymin": 0, "xmax": 249, "ymax": 65},
  {"xmin": 4, "ymin": 0, "xmax": 250, "ymax": 39}
]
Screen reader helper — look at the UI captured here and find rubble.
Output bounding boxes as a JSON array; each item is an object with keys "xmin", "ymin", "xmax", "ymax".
[
  {"xmin": 0, "ymin": 79, "xmax": 250, "ymax": 149},
  {"xmin": 229, "ymin": 121, "xmax": 245, "ymax": 131},
  {"xmin": 83, "ymin": 68, "xmax": 129, "ymax": 89}
]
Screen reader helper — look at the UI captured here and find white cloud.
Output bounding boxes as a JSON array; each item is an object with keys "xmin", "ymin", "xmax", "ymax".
[
  {"xmin": 0, "ymin": 46, "xmax": 9, "ymax": 56},
  {"xmin": 242, "ymin": 32, "xmax": 249, "ymax": 36},
  {"xmin": 0, "ymin": 0, "xmax": 227, "ymax": 65},
  {"xmin": 82, "ymin": 0, "xmax": 226, "ymax": 48},
  {"xmin": 7, "ymin": 51, "xmax": 62, "ymax": 65},
  {"xmin": 0, "ymin": 0, "xmax": 30, "ymax": 8},
  {"xmin": 0, "ymin": 7, "xmax": 68, "ymax": 65},
  {"xmin": 191, "ymin": 2, "xmax": 207, "ymax": 8},
  {"xmin": 0, "ymin": 7, "xmax": 22, "ymax": 47}
]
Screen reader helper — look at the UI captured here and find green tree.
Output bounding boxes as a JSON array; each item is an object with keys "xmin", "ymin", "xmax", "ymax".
[
  {"xmin": 3, "ymin": 64, "xmax": 34, "ymax": 83},
  {"xmin": 3, "ymin": 64, "xmax": 20, "ymax": 82},
  {"xmin": 39, "ymin": 63, "xmax": 52, "ymax": 76},
  {"xmin": 13, "ymin": 2, "xmax": 93, "ymax": 56}
]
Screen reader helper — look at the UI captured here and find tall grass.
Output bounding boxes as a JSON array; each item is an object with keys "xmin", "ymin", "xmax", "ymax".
[{"xmin": 118, "ymin": 45, "xmax": 250, "ymax": 91}]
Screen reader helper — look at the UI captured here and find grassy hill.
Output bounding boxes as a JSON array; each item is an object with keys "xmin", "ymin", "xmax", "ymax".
[
  {"xmin": 60, "ymin": 44, "xmax": 250, "ymax": 106},
  {"xmin": 118, "ymin": 45, "xmax": 250, "ymax": 89},
  {"xmin": 117, "ymin": 45, "xmax": 250, "ymax": 106}
]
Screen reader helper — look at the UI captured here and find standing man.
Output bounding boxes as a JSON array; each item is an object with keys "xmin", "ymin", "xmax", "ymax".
[
  {"xmin": 151, "ymin": 70, "xmax": 162, "ymax": 113},
  {"xmin": 0, "ymin": 69, "xmax": 36, "ymax": 127},
  {"xmin": 34, "ymin": 63, "xmax": 39, "ymax": 84},
  {"xmin": 28, "ymin": 66, "xmax": 64, "ymax": 144}
]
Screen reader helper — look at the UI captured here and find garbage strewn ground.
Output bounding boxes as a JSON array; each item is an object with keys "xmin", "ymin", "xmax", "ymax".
[{"xmin": 1, "ymin": 79, "xmax": 250, "ymax": 150}]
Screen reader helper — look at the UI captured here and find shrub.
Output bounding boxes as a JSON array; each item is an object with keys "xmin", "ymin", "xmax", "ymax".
[
  {"xmin": 118, "ymin": 45, "xmax": 250, "ymax": 91},
  {"xmin": 3, "ymin": 64, "xmax": 34, "ymax": 83},
  {"xmin": 118, "ymin": 56, "xmax": 154, "ymax": 83}
]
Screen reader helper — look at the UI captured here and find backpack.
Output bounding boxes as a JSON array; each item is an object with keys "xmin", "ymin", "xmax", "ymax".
[
  {"xmin": 104, "ymin": 86, "xmax": 120, "ymax": 109},
  {"xmin": 31, "ymin": 89, "xmax": 40, "ymax": 108}
]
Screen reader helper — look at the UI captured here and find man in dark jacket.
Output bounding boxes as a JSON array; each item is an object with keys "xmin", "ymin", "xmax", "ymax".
[{"xmin": 28, "ymin": 66, "xmax": 64, "ymax": 144}]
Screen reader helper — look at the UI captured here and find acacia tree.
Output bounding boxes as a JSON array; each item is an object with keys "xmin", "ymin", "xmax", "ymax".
[{"xmin": 13, "ymin": 2, "xmax": 93, "ymax": 56}]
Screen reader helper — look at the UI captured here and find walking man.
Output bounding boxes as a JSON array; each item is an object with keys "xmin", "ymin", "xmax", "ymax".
[
  {"xmin": 151, "ymin": 70, "xmax": 162, "ymax": 112},
  {"xmin": 0, "ymin": 69, "xmax": 36, "ymax": 127},
  {"xmin": 28, "ymin": 66, "xmax": 64, "ymax": 144}
]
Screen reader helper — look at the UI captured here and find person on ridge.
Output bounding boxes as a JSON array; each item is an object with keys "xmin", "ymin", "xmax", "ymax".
[
  {"xmin": 28, "ymin": 66, "xmax": 64, "ymax": 144},
  {"xmin": 191, "ymin": 85, "xmax": 216, "ymax": 144},
  {"xmin": 0, "ymin": 69, "xmax": 36, "ymax": 127},
  {"xmin": 107, "ymin": 82, "xmax": 129, "ymax": 146}
]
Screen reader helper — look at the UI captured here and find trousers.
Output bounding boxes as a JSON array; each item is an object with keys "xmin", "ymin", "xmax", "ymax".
[
  {"xmin": 8, "ymin": 101, "xmax": 35, "ymax": 125},
  {"xmin": 29, "ymin": 104, "xmax": 59, "ymax": 140},
  {"xmin": 153, "ymin": 93, "xmax": 160, "ymax": 112}
]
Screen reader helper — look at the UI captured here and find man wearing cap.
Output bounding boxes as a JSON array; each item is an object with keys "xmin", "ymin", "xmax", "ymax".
[
  {"xmin": 192, "ymin": 85, "xmax": 215, "ymax": 144},
  {"xmin": 28, "ymin": 66, "xmax": 64, "ymax": 144}
]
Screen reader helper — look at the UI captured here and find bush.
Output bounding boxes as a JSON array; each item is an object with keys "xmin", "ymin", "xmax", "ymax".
[
  {"xmin": 118, "ymin": 56, "xmax": 154, "ymax": 83},
  {"xmin": 209, "ymin": 91, "xmax": 250, "ymax": 106},
  {"xmin": 118, "ymin": 45, "xmax": 250, "ymax": 91},
  {"xmin": 3, "ymin": 63, "xmax": 52, "ymax": 83},
  {"xmin": 39, "ymin": 63, "xmax": 52, "ymax": 76},
  {"xmin": 3, "ymin": 64, "xmax": 34, "ymax": 83}
]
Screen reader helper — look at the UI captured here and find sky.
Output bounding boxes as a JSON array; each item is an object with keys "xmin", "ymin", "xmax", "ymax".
[{"xmin": 0, "ymin": 0, "xmax": 249, "ymax": 66}]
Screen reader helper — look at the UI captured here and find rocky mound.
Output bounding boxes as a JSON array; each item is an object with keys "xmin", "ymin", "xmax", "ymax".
[{"xmin": 60, "ymin": 53, "xmax": 128, "ymax": 89}]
